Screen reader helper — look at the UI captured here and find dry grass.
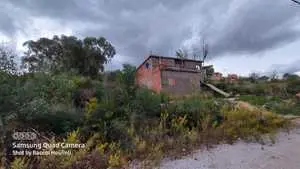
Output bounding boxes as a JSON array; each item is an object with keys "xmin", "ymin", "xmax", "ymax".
[{"xmin": 8, "ymin": 99, "xmax": 292, "ymax": 169}]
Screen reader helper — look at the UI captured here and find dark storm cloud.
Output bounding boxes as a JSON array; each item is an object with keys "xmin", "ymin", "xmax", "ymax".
[
  {"xmin": 210, "ymin": 1, "xmax": 300, "ymax": 56},
  {"xmin": 0, "ymin": 2, "xmax": 19, "ymax": 36},
  {"xmin": 6, "ymin": 0, "xmax": 95, "ymax": 20},
  {"xmin": 0, "ymin": 0, "xmax": 299, "ymax": 63}
]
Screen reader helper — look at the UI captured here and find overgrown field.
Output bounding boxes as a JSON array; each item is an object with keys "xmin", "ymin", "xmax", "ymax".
[
  {"xmin": 211, "ymin": 77, "xmax": 300, "ymax": 115},
  {"xmin": 0, "ymin": 67, "xmax": 292, "ymax": 169}
]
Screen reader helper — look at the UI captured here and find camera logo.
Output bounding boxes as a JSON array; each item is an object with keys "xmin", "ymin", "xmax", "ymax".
[{"xmin": 12, "ymin": 132, "xmax": 37, "ymax": 141}]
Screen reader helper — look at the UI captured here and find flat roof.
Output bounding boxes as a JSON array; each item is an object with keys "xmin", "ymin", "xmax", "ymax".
[{"xmin": 137, "ymin": 55, "xmax": 203, "ymax": 71}]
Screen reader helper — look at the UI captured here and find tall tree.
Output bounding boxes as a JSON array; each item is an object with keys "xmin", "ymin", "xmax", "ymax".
[
  {"xmin": 270, "ymin": 71, "xmax": 279, "ymax": 81},
  {"xmin": 249, "ymin": 72, "xmax": 260, "ymax": 83},
  {"xmin": 22, "ymin": 35, "xmax": 116, "ymax": 77},
  {"xmin": 0, "ymin": 46, "xmax": 17, "ymax": 74}
]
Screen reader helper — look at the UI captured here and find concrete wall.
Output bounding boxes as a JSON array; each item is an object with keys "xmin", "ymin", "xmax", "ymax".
[{"xmin": 161, "ymin": 70, "xmax": 201, "ymax": 95}]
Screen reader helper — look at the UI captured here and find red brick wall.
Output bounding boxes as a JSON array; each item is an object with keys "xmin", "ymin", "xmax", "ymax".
[
  {"xmin": 136, "ymin": 59, "xmax": 161, "ymax": 93},
  {"xmin": 151, "ymin": 67, "xmax": 161, "ymax": 93}
]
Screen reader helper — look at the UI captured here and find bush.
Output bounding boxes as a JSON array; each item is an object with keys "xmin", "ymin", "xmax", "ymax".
[
  {"xmin": 131, "ymin": 88, "xmax": 161, "ymax": 118},
  {"xmin": 221, "ymin": 106, "xmax": 290, "ymax": 142},
  {"xmin": 287, "ymin": 80, "xmax": 300, "ymax": 95},
  {"xmin": 239, "ymin": 95, "xmax": 281, "ymax": 106},
  {"xmin": 2, "ymin": 68, "xmax": 294, "ymax": 169},
  {"xmin": 239, "ymin": 95, "xmax": 300, "ymax": 116},
  {"xmin": 167, "ymin": 96, "xmax": 225, "ymax": 129},
  {"xmin": 212, "ymin": 80, "xmax": 291, "ymax": 97}
]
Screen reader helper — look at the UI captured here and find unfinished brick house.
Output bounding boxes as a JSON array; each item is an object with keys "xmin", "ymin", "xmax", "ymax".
[{"xmin": 135, "ymin": 55, "xmax": 207, "ymax": 95}]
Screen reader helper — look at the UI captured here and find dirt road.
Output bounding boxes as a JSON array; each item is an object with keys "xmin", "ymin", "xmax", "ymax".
[{"xmin": 159, "ymin": 127, "xmax": 300, "ymax": 169}]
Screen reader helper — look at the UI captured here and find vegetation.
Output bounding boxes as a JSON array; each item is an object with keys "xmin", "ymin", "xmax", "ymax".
[
  {"xmin": 211, "ymin": 74, "xmax": 300, "ymax": 115},
  {"xmin": 0, "ymin": 35, "xmax": 295, "ymax": 169},
  {"xmin": 22, "ymin": 35, "xmax": 116, "ymax": 78}
]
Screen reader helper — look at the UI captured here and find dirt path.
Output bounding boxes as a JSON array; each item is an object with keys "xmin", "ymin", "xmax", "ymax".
[{"xmin": 159, "ymin": 128, "xmax": 300, "ymax": 169}]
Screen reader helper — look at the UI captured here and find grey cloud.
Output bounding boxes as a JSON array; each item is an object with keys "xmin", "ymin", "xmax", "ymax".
[
  {"xmin": 5, "ymin": 0, "xmax": 194, "ymax": 23},
  {"xmin": 0, "ymin": 2, "xmax": 18, "ymax": 35},
  {"xmin": 7, "ymin": 0, "xmax": 90, "ymax": 20},
  {"xmin": 269, "ymin": 60, "xmax": 300, "ymax": 74},
  {"xmin": 0, "ymin": 12, "xmax": 15, "ymax": 35},
  {"xmin": 0, "ymin": 0, "xmax": 299, "ymax": 65},
  {"xmin": 209, "ymin": 0, "xmax": 300, "ymax": 57}
]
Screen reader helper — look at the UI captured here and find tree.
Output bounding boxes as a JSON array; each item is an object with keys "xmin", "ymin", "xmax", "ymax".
[
  {"xmin": 175, "ymin": 48, "xmax": 188, "ymax": 59},
  {"xmin": 117, "ymin": 64, "xmax": 136, "ymax": 93},
  {"xmin": 283, "ymin": 73, "xmax": 300, "ymax": 81},
  {"xmin": 22, "ymin": 35, "xmax": 116, "ymax": 77},
  {"xmin": 283, "ymin": 73, "xmax": 290, "ymax": 79},
  {"xmin": 258, "ymin": 75, "xmax": 269, "ymax": 81},
  {"xmin": 206, "ymin": 67, "xmax": 214, "ymax": 77},
  {"xmin": 270, "ymin": 71, "xmax": 279, "ymax": 81},
  {"xmin": 0, "ymin": 47, "xmax": 18, "ymax": 168},
  {"xmin": 0, "ymin": 46, "xmax": 17, "ymax": 74},
  {"xmin": 249, "ymin": 72, "xmax": 259, "ymax": 83}
]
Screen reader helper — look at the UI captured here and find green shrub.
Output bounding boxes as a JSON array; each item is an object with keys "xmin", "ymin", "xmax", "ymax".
[
  {"xmin": 239, "ymin": 95, "xmax": 281, "ymax": 106},
  {"xmin": 131, "ymin": 88, "xmax": 161, "ymax": 118},
  {"xmin": 221, "ymin": 106, "xmax": 290, "ymax": 142},
  {"xmin": 168, "ymin": 97, "xmax": 225, "ymax": 128},
  {"xmin": 2, "ymin": 69, "xmax": 295, "ymax": 169},
  {"xmin": 212, "ymin": 80, "xmax": 292, "ymax": 97},
  {"xmin": 239, "ymin": 95, "xmax": 300, "ymax": 115},
  {"xmin": 287, "ymin": 80, "xmax": 300, "ymax": 95},
  {"xmin": 265, "ymin": 100, "xmax": 300, "ymax": 115}
]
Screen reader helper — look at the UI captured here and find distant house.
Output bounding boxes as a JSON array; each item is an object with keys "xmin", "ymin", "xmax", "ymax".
[
  {"xmin": 227, "ymin": 74, "xmax": 239, "ymax": 82},
  {"xmin": 211, "ymin": 72, "xmax": 223, "ymax": 81},
  {"xmin": 135, "ymin": 55, "xmax": 208, "ymax": 95}
]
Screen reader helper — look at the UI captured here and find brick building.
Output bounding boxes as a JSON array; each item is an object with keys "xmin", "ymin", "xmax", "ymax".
[
  {"xmin": 227, "ymin": 74, "xmax": 239, "ymax": 82},
  {"xmin": 211, "ymin": 72, "xmax": 223, "ymax": 81},
  {"xmin": 135, "ymin": 55, "xmax": 207, "ymax": 95}
]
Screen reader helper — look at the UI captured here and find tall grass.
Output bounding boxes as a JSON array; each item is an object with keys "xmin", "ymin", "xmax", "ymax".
[
  {"xmin": 1, "ymin": 69, "xmax": 292, "ymax": 169},
  {"xmin": 239, "ymin": 95, "xmax": 300, "ymax": 115}
]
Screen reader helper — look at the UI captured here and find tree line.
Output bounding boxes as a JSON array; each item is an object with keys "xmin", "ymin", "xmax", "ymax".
[{"xmin": 1, "ymin": 35, "xmax": 116, "ymax": 78}]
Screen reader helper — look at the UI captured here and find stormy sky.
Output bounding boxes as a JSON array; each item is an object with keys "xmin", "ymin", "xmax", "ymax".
[{"xmin": 0, "ymin": 0, "xmax": 300, "ymax": 76}]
